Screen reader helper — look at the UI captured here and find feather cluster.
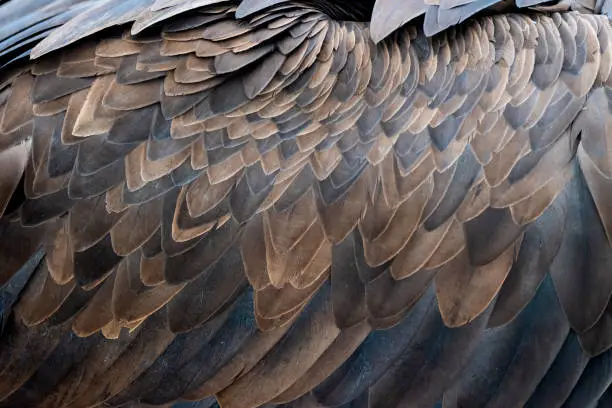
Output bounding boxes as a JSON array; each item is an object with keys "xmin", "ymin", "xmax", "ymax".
[{"xmin": 1, "ymin": 0, "xmax": 612, "ymax": 407}]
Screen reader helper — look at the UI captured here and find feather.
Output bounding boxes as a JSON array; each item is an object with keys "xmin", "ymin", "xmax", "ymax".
[
  {"xmin": 330, "ymin": 232, "xmax": 368, "ymax": 329},
  {"xmin": 117, "ymin": 55, "xmax": 166, "ymax": 85},
  {"xmin": 236, "ymin": 0, "xmax": 288, "ymax": 19},
  {"xmin": 561, "ymin": 346, "xmax": 612, "ymax": 407},
  {"xmin": 103, "ymin": 79, "xmax": 161, "ymax": 111},
  {"xmin": 271, "ymin": 320, "xmax": 371, "ymax": 404},
  {"xmin": 164, "ymin": 217, "xmax": 241, "ymax": 284},
  {"xmin": 580, "ymin": 300, "xmax": 612, "ymax": 356},
  {"xmin": 73, "ymin": 234, "xmax": 121, "ymax": 288},
  {"xmin": 1, "ymin": 73, "xmax": 34, "ymax": 133},
  {"xmin": 525, "ymin": 333, "xmax": 589, "ymax": 407},
  {"xmin": 19, "ymin": 188, "xmax": 73, "ymax": 227},
  {"xmin": 72, "ymin": 75, "xmax": 123, "ymax": 137},
  {"xmin": 38, "ymin": 329, "xmax": 140, "ymax": 407},
  {"xmin": 243, "ymin": 52, "xmax": 286, "ymax": 99},
  {"xmin": 218, "ymin": 283, "xmax": 339, "ymax": 408},
  {"xmin": 367, "ymin": 267, "xmax": 438, "ymax": 329},
  {"xmin": 314, "ymin": 286, "xmax": 437, "ymax": 406},
  {"xmin": 68, "ymin": 155, "xmax": 126, "ymax": 199},
  {"xmin": 575, "ymin": 88, "xmax": 612, "ymax": 178},
  {"xmin": 110, "ymin": 197, "xmax": 163, "ymax": 256},
  {"xmin": 230, "ymin": 162, "xmax": 276, "ymax": 223},
  {"xmin": 69, "ymin": 194, "xmax": 125, "ymax": 252},
  {"xmin": 424, "ymin": 146, "xmax": 480, "ymax": 230},
  {"xmin": 550, "ymin": 160, "xmax": 612, "ymax": 333},
  {"xmin": 32, "ymin": 73, "xmax": 94, "ymax": 105},
  {"xmin": 182, "ymin": 322, "xmax": 291, "ymax": 400},
  {"xmin": 369, "ymin": 290, "xmax": 490, "ymax": 407},
  {"xmin": 14, "ymin": 260, "xmax": 75, "ymax": 327},
  {"xmin": 255, "ymin": 269, "xmax": 326, "ymax": 322},
  {"xmin": 0, "ymin": 141, "xmax": 29, "ymax": 217},
  {"xmin": 167, "ymin": 246, "xmax": 247, "ymax": 332},
  {"xmin": 131, "ymin": 0, "xmax": 229, "ymax": 35},
  {"xmin": 31, "ymin": 0, "xmax": 152, "ymax": 59},
  {"xmin": 489, "ymin": 199, "xmax": 566, "ymax": 327},
  {"xmin": 72, "ymin": 271, "xmax": 116, "ymax": 337},
  {"xmin": 446, "ymin": 276, "xmax": 570, "ymax": 408},
  {"xmin": 66, "ymin": 311, "xmax": 175, "ymax": 408},
  {"xmin": 143, "ymin": 288, "xmax": 256, "ymax": 405},
  {"xmin": 435, "ymin": 242, "xmax": 515, "ymax": 327},
  {"xmin": 0, "ymin": 329, "xmax": 98, "ymax": 408},
  {"xmin": 109, "ymin": 304, "xmax": 233, "ymax": 405},
  {"xmin": 112, "ymin": 253, "xmax": 184, "ymax": 325},
  {"xmin": 0, "ymin": 318, "xmax": 69, "ymax": 401}
]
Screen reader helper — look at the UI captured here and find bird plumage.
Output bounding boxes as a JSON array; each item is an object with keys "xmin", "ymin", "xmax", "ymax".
[{"xmin": 1, "ymin": 0, "xmax": 612, "ymax": 407}]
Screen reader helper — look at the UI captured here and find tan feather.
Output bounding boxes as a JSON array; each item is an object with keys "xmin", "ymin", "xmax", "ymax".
[
  {"xmin": 14, "ymin": 262, "xmax": 76, "ymax": 327},
  {"xmin": 72, "ymin": 270, "xmax": 116, "ymax": 337},
  {"xmin": 112, "ymin": 254, "xmax": 185, "ymax": 325},
  {"xmin": 0, "ymin": 141, "xmax": 30, "ymax": 217},
  {"xmin": 103, "ymin": 79, "xmax": 162, "ymax": 110},
  {"xmin": 361, "ymin": 174, "xmax": 433, "ymax": 266},
  {"xmin": 138, "ymin": 251, "xmax": 165, "ymax": 287},
  {"xmin": 1, "ymin": 73, "xmax": 35, "ymax": 133},
  {"xmin": 45, "ymin": 218, "xmax": 75, "ymax": 285},
  {"xmin": 72, "ymin": 75, "xmax": 121, "ymax": 137},
  {"xmin": 435, "ymin": 241, "xmax": 516, "ymax": 327},
  {"xmin": 110, "ymin": 198, "xmax": 163, "ymax": 256},
  {"xmin": 391, "ymin": 217, "xmax": 454, "ymax": 280}
]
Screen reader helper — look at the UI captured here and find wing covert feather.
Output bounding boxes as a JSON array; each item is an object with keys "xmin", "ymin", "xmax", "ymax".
[{"xmin": 1, "ymin": 3, "xmax": 612, "ymax": 407}]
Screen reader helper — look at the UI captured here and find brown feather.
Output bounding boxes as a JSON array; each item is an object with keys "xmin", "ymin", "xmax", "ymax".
[
  {"xmin": 435, "ymin": 242, "xmax": 517, "ymax": 327},
  {"xmin": 14, "ymin": 261, "xmax": 76, "ymax": 327},
  {"xmin": 1, "ymin": 73, "xmax": 35, "ymax": 133},
  {"xmin": 110, "ymin": 198, "xmax": 163, "ymax": 256},
  {"xmin": 0, "ymin": 141, "xmax": 30, "ymax": 217},
  {"xmin": 72, "ymin": 270, "xmax": 116, "ymax": 337}
]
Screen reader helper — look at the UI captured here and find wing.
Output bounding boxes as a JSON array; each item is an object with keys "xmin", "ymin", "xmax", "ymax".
[
  {"xmin": 368, "ymin": 0, "xmax": 604, "ymax": 39},
  {"xmin": 0, "ymin": 0, "xmax": 105, "ymax": 68},
  {"xmin": 0, "ymin": 0, "xmax": 607, "ymax": 66},
  {"xmin": 1, "ymin": 2, "xmax": 612, "ymax": 408}
]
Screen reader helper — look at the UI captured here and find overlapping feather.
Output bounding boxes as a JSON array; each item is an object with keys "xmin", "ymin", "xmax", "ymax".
[{"xmin": 0, "ymin": 1, "xmax": 611, "ymax": 408}]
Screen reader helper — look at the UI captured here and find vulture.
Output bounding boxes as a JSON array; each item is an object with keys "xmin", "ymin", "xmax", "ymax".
[{"xmin": 3, "ymin": 0, "xmax": 612, "ymax": 406}]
